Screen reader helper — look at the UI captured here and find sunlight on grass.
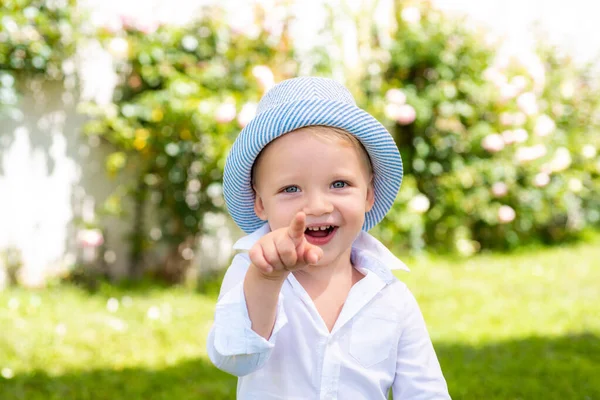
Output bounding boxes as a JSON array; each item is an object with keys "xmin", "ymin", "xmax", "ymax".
[{"xmin": 1, "ymin": 236, "xmax": 599, "ymax": 399}]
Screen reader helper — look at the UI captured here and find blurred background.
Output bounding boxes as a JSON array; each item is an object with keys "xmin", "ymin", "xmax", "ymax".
[{"xmin": 1, "ymin": 0, "xmax": 599, "ymax": 399}]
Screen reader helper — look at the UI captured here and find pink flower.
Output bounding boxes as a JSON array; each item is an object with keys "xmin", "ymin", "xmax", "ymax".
[
  {"xmin": 517, "ymin": 92, "xmax": 538, "ymax": 116},
  {"xmin": 252, "ymin": 65, "xmax": 275, "ymax": 91},
  {"xmin": 491, "ymin": 182, "xmax": 508, "ymax": 197},
  {"xmin": 481, "ymin": 134, "xmax": 505, "ymax": 153},
  {"xmin": 395, "ymin": 104, "xmax": 416, "ymax": 125},
  {"xmin": 78, "ymin": 229, "xmax": 104, "ymax": 248},
  {"xmin": 548, "ymin": 147, "xmax": 572, "ymax": 172},
  {"xmin": 503, "ymin": 129, "xmax": 528, "ymax": 144},
  {"xmin": 513, "ymin": 128, "xmax": 528, "ymax": 143},
  {"xmin": 515, "ymin": 144, "xmax": 547, "ymax": 163},
  {"xmin": 534, "ymin": 114, "xmax": 556, "ymax": 137},
  {"xmin": 237, "ymin": 102, "xmax": 257, "ymax": 128},
  {"xmin": 498, "ymin": 205, "xmax": 516, "ymax": 223},
  {"xmin": 500, "ymin": 112, "xmax": 514, "ymax": 126},
  {"xmin": 513, "ymin": 112, "xmax": 527, "ymax": 126},
  {"xmin": 215, "ymin": 102, "xmax": 236, "ymax": 124},
  {"xmin": 533, "ymin": 173, "xmax": 550, "ymax": 187},
  {"xmin": 385, "ymin": 88, "xmax": 406, "ymax": 105}
]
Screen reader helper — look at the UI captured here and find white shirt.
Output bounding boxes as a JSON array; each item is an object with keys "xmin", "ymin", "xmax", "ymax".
[{"xmin": 207, "ymin": 224, "xmax": 450, "ymax": 399}]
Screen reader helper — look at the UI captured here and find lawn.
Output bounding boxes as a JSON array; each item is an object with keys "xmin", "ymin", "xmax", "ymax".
[{"xmin": 1, "ymin": 237, "xmax": 599, "ymax": 400}]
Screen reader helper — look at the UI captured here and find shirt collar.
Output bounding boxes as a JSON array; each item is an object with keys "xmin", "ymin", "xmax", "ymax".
[{"xmin": 232, "ymin": 223, "xmax": 410, "ymax": 282}]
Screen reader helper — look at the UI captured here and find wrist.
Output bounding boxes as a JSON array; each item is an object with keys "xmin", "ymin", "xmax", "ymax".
[{"xmin": 248, "ymin": 263, "xmax": 289, "ymax": 283}]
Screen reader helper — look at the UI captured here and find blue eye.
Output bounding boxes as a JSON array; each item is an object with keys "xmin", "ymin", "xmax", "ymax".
[
  {"xmin": 283, "ymin": 186, "xmax": 299, "ymax": 193},
  {"xmin": 332, "ymin": 181, "xmax": 347, "ymax": 189}
]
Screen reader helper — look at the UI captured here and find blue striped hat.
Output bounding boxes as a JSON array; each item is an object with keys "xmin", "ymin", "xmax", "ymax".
[{"xmin": 223, "ymin": 76, "xmax": 403, "ymax": 234}]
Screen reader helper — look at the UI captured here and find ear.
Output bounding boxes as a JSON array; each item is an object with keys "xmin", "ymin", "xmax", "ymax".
[
  {"xmin": 365, "ymin": 180, "xmax": 375, "ymax": 212},
  {"xmin": 253, "ymin": 189, "xmax": 268, "ymax": 221}
]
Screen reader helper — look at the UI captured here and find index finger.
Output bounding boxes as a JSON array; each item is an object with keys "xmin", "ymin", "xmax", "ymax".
[{"xmin": 287, "ymin": 212, "xmax": 306, "ymax": 242}]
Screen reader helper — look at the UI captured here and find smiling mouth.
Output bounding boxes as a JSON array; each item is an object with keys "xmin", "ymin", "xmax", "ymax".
[
  {"xmin": 304, "ymin": 225, "xmax": 336, "ymax": 238},
  {"xmin": 303, "ymin": 225, "xmax": 338, "ymax": 246}
]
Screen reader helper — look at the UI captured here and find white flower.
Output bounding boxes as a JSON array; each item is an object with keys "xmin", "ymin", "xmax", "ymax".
[
  {"xmin": 513, "ymin": 112, "xmax": 527, "ymax": 126},
  {"xmin": 517, "ymin": 92, "xmax": 538, "ymax": 115},
  {"xmin": 500, "ymin": 112, "xmax": 513, "ymax": 126},
  {"xmin": 55, "ymin": 323, "xmax": 67, "ymax": 336},
  {"xmin": 408, "ymin": 194, "xmax": 430, "ymax": 214},
  {"xmin": 108, "ymin": 37, "xmax": 129, "ymax": 59},
  {"xmin": 561, "ymin": 81, "xmax": 575, "ymax": 99},
  {"xmin": 384, "ymin": 103, "xmax": 401, "ymax": 120},
  {"xmin": 401, "ymin": 7, "xmax": 421, "ymax": 24},
  {"xmin": 147, "ymin": 306, "xmax": 161, "ymax": 320},
  {"xmin": 107, "ymin": 298, "xmax": 119, "ymax": 313},
  {"xmin": 515, "ymin": 144, "xmax": 547, "ymax": 163},
  {"xmin": 385, "ymin": 88, "xmax": 406, "ymax": 105},
  {"xmin": 511, "ymin": 75, "xmax": 528, "ymax": 91},
  {"xmin": 548, "ymin": 147, "xmax": 572, "ymax": 172},
  {"xmin": 214, "ymin": 102, "xmax": 236, "ymax": 124},
  {"xmin": 1, "ymin": 368, "xmax": 14, "ymax": 379},
  {"xmin": 491, "ymin": 182, "xmax": 508, "ymax": 197},
  {"xmin": 483, "ymin": 68, "xmax": 507, "ymax": 87},
  {"xmin": 534, "ymin": 115, "xmax": 556, "ymax": 137},
  {"xmin": 395, "ymin": 104, "xmax": 416, "ymax": 125},
  {"xmin": 582, "ymin": 144, "xmax": 597, "ymax": 159},
  {"xmin": 481, "ymin": 134, "xmax": 505, "ymax": 153},
  {"xmin": 252, "ymin": 65, "xmax": 275, "ymax": 91},
  {"xmin": 107, "ymin": 317, "xmax": 127, "ymax": 332},
  {"xmin": 237, "ymin": 102, "xmax": 257, "ymax": 128},
  {"xmin": 77, "ymin": 229, "xmax": 104, "ymax": 248},
  {"xmin": 533, "ymin": 173, "xmax": 550, "ymax": 187},
  {"xmin": 181, "ymin": 35, "xmax": 199, "ymax": 52},
  {"xmin": 498, "ymin": 205, "xmax": 516, "ymax": 223},
  {"xmin": 568, "ymin": 178, "xmax": 583, "ymax": 193},
  {"xmin": 513, "ymin": 128, "xmax": 528, "ymax": 143},
  {"xmin": 501, "ymin": 130, "xmax": 516, "ymax": 145},
  {"xmin": 499, "ymin": 83, "xmax": 518, "ymax": 100}
]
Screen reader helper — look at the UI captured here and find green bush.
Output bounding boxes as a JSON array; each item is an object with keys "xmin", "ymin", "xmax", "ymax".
[
  {"xmin": 0, "ymin": 0, "xmax": 78, "ymax": 111},
  {"xmin": 80, "ymin": 6, "xmax": 308, "ymax": 281},
  {"xmin": 367, "ymin": 0, "xmax": 600, "ymax": 253}
]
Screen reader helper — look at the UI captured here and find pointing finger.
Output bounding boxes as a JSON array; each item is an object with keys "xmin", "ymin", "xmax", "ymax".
[{"xmin": 287, "ymin": 212, "xmax": 306, "ymax": 243}]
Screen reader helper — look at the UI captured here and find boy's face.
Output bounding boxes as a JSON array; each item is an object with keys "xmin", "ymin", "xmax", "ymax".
[{"xmin": 252, "ymin": 127, "xmax": 375, "ymax": 266}]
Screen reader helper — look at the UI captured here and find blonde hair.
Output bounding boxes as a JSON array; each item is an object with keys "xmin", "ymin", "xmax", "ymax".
[{"xmin": 251, "ymin": 125, "xmax": 373, "ymax": 185}]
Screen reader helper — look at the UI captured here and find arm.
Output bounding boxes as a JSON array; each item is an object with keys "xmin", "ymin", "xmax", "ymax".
[
  {"xmin": 392, "ymin": 286, "xmax": 451, "ymax": 399},
  {"xmin": 206, "ymin": 254, "xmax": 288, "ymax": 376},
  {"xmin": 207, "ymin": 212, "xmax": 322, "ymax": 377}
]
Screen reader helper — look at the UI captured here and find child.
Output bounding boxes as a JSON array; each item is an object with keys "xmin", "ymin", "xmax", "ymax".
[{"xmin": 207, "ymin": 77, "xmax": 450, "ymax": 399}]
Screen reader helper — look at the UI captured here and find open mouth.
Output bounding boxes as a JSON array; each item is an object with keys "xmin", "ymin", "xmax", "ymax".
[{"xmin": 304, "ymin": 225, "xmax": 338, "ymax": 245}]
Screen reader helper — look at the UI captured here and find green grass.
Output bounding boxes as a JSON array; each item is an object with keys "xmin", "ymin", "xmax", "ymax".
[{"xmin": 1, "ymin": 237, "xmax": 599, "ymax": 400}]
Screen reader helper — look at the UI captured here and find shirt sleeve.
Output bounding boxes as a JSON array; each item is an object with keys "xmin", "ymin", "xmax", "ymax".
[
  {"xmin": 392, "ymin": 285, "xmax": 451, "ymax": 399},
  {"xmin": 206, "ymin": 253, "xmax": 288, "ymax": 377}
]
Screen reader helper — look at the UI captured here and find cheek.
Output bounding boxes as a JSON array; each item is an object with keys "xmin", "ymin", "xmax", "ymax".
[{"xmin": 263, "ymin": 197, "xmax": 302, "ymax": 229}]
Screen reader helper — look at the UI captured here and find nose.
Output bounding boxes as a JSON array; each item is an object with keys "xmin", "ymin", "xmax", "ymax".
[{"xmin": 302, "ymin": 191, "xmax": 334, "ymax": 217}]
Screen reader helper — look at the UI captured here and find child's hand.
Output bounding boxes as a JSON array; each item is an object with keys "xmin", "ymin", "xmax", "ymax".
[{"xmin": 249, "ymin": 212, "xmax": 323, "ymax": 278}]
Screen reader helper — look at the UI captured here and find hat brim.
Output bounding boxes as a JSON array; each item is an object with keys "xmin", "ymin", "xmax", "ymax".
[{"xmin": 223, "ymin": 98, "xmax": 403, "ymax": 234}]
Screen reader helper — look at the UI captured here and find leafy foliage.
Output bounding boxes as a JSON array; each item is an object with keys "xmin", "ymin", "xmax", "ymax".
[{"xmin": 367, "ymin": 0, "xmax": 600, "ymax": 253}]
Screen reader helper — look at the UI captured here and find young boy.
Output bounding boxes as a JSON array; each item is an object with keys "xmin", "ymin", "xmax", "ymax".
[{"xmin": 207, "ymin": 77, "xmax": 450, "ymax": 399}]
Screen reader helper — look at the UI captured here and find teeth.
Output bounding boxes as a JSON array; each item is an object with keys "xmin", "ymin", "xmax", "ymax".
[{"xmin": 307, "ymin": 225, "xmax": 332, "ymax": 231}]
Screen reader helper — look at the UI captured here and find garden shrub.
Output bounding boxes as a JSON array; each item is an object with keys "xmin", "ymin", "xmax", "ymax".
[{"xmin": 366, "ymin": 0, "xmax": 600, "ymax": 253}]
